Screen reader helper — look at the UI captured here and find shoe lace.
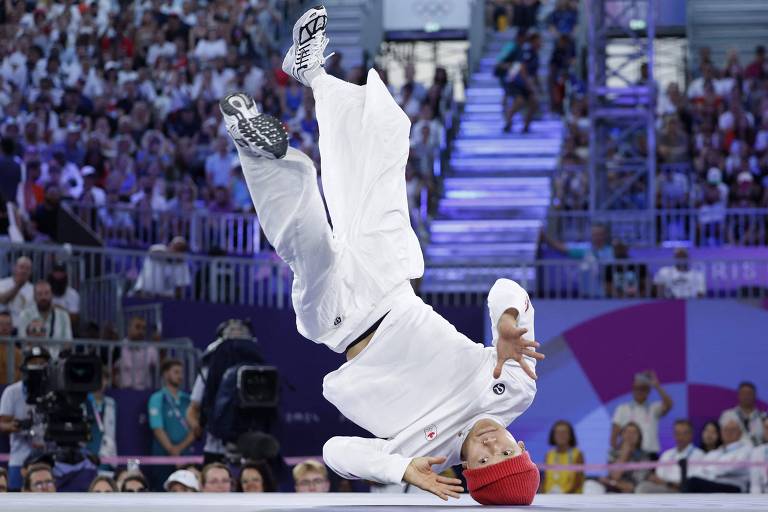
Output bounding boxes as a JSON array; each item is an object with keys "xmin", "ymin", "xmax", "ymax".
[{"xmin": 295, "ymin": 35, "xmax": 332, "ymax": 70}]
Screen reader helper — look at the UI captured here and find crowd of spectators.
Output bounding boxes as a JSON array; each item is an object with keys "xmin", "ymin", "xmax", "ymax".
[
  {"xmin": 554, "ymin": 44, "xmax": 768, "ymax": 241},
  {"xmin": 0, "ymin": 0, "xmax": 455, "ymax": 253},
  {"xmin": 540, "ymin": 378, "xmax": 768, "ymax": 495}
]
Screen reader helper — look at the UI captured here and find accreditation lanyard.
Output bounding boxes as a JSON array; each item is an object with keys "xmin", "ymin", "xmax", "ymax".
[
  {"xmin": 89, "ymin": 394, "xmax": 104, "ymax": 433},
  {"xmin": 163, "ymin": 388, "xmax": 189, "ymax": 431}
]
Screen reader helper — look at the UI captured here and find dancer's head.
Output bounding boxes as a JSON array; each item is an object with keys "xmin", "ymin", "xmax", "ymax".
[{"xmin": 460, "ymin": 418, "xmax": 539, "ymax": 505}]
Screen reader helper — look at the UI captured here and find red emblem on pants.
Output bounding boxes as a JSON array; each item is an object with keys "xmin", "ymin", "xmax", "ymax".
[{"xmin": 424, "ymin": 424, "xmax": 437, "ymax": 441}]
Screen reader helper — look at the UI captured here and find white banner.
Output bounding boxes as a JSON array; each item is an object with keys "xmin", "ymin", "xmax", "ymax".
[{"xmin": 383, "ymin": 0, "xmax": 472, "ymax": 32}]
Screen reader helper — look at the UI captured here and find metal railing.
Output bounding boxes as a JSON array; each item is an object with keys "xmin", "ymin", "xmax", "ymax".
[
  {"xmin": 547, "ymin": 208, "xmax": 768, "ymax": 247},
  {"xmin": 0, "ymin": 241, "xmax": 289, "ymax": 311},
  {"xmin": 68, "ymin": 203, "xmax": 263, "ymax": 256},
  {"xmin": 0, "ymin": 337, "xmax": 198, "ymax": 388},
  {"xmin": 421, "ymin": 256, "xmax": 768, "ymax": 303}
]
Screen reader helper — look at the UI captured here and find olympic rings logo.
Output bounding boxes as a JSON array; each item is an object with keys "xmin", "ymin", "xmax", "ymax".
[{"xmin": 411, "ymin": 0, "xmax": 454, "ymax": 18}]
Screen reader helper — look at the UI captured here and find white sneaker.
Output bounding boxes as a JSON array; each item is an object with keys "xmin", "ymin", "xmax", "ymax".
[
  {"xmin": 282, "ymin": 5, "xmax": 332, "ymax": 87},
  {"xmin": 219, "ymin": 93, "xmax": 288, "ymax": 159}
]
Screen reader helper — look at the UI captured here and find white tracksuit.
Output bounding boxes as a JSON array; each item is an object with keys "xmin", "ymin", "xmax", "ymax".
[{"xmin": 237, "ymin": 69, "xmax": 537, "ymax": 484}]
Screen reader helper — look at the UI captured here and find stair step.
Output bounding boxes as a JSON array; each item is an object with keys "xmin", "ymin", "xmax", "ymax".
[
  {"xmin": 444, "ymin": 176, "xmax": 550, "ymax": 189},
  {"xmin": 430, "ymin": 219, "xmax": 543, "ymax": 244},
  {"xmin": 437, "ymin": 204, "xmax": 548, "ymax": 220},
  {"xmin": 458, "ymin": 120, "xmax": 563, "ymax": 137},
  {"xmin": 426, "ymin": 243, "xmax": 539, "ymax": 265},
  {"xmin": 451, "ymin": 155, "xmax": 557, "ymax": 173},
  {"xmin": 421, "ymin": 267, "xmax": 537, "ymax": 293},
  {"xmin": 453, "ymin": 138, "xmax": 562, "ymax": 156}
]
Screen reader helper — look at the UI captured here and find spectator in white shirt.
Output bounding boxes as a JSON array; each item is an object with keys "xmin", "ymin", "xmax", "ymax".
[
  {"xmin": 611, "ymin": 371, "xmax": 674, "ymax": 456},
  {"xmin": 686, "ymin": 419, "xmax": 753, "ymax": 493},
  {"xmin": 719, "ymin": 382, "xmax": 766, "ymax": 446},
  {"xmin": 193, "ymin": 28, "xmax": 227, "ymax": 62},
  {"xmin": 653, "ymin": 248, "xmax": 706, "ymax": 298},
  {"xmin": 205, "ymin": 137, "xmax": 234, "ymax": 188},
  {"xmin": 0, "ymin": 257, "xmax": 34, "ymax": 328},
  {"xmin": 637, "ymin": 419, "xmax": 705, "ymax": 493},
  {"xmin": 17, "ymin": 281, "xmax": 73, "ymax": 357},
  {"xmin": 117, "ymin": 316, "xmax": 159, "ymax": 391},
  {"xmin": 132, "ymin": 237, "xmax": 192, "ymax": 299},
  {"xmin": 749, "ymin": 417, "xmax": 768, "ymax": 494}
]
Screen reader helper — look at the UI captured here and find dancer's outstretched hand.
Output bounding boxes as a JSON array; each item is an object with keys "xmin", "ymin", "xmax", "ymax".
[
  {"xmin": 403, "ymin": 456, "xmax": 464, "ymax": 501},
  {"xmin": 494, "ymin": 315, "xmax": 545, "ymax": 380}
]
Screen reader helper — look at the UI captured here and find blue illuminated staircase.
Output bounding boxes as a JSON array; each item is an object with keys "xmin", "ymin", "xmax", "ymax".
[{"xmin": 423, "ymin": 30, "xmax": 563, "ymax": 292}]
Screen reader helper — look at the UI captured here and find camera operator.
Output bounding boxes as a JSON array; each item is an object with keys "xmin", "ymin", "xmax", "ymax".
[{"xmin": 0, "ymin": 346, "xmax": 51, "ymax": 491}]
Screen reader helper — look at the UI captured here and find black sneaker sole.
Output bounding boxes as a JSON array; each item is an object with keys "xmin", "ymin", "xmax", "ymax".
[{"xmin": 237, "ymin": 115, "xmax": 289, "ymax": 160}]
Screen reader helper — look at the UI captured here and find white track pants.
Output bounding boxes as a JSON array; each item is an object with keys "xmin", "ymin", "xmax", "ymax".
[{"xmin": 237, "ymin": 70, "xmax": 424, "ymax": 352}]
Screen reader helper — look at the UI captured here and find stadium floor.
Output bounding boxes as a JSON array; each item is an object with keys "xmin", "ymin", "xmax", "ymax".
[{"xmin": 0, "ymin": 493, "xmax": 765, "ymax": 511}]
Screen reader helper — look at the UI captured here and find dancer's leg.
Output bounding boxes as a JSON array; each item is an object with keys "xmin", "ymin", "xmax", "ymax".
[{"xmin": 310, "ymin": 69, "xmax": 424, "ymax": 281}]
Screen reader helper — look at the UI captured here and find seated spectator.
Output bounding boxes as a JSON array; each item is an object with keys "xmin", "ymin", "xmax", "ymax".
[
  {"xmin": 603, "ymin": 242, "xmax": 648, "ymax": 298},
  {"xmin": 686, "ymin": 419, "xmax": 752, "ymax": 493},
  {"xmin": 164, "ymin": 469, "xmax": 200, "ymax": 493},
  {"xmin": 0, "ymin": 256, "xmax": 34, "ymax": 326},
  {"xmin": 0, "ymin": 311, "xmax": 22, "ymax": 384},
  {"xmin": 719, "ymin": 382, "xmax": 766, "ymax": 446},
  {"xmin": 117, "ymin": 317, "xmax": 159, "ymax": 391},
  {"xmin": 88, "ymin": 475, "xmax": 118, "ymax": 493},
  {"xmin": 24, "ymin": 463, "xmax": 56, "ymax": 493},
  {"xmin": 240, "ymin": 461, "xmax": 277, "ymax": 493},
  {"xmin": 147, "ymin": 359, "xmax": 196, "ymax": 490},
  {"xmin": 121, "ymin": 473, "xmax": 149, "ymax": 493},
  {"xmin": 542, "ymin": 224, "xmax": 615, "ymax": 298},
  {"xmin": 17, "ymin": 280, "xmax": 73, "ymax": 356},
  {"xmin": 658, "ymin": 116, "xmax": 690, "ymax": 163},
  {"xmin": 30, "ymin": 184, "xmax": 63, "ymax": 241},
  {"xmin": 699, "ymin": 421, "xmax": 723, "ymax": 453},
  {"xmin": 47, "ymin": 263, "xmax": 79, "ymax": 327},
  {"xmin": 293, "ymin": 459, "xmax": 330, "ymax": 493},
  {"xmin": 201, "ymin": 462, "xmax": 232, "ymax": 493},
  {"xmin": 0, "ymin": 466, "xmax": 7, "ymax": 492},
  {"xmin": 750, "ymin": 417, "xmax": 768, "ymax": 493},
  {"xmin": 85, "ymin": 368, "xmax": 117, "ymax": 467},
  {"xmin": 132, "ymin": 238, "xmax": 192, "ymax": 299},
  {"xmin": 637, "ymin": 419, "xmax": 705, "ymax": 493},
  {"xmin": 611, "ymin": 371, "xmax": 673, "ymax": 457},
  {"xmin": 0, "ymin": 346, "xmax": 50, "ymax": 490},
  {"xmin": 542, "ymin": 420, "xmax": 584, "ymax": 494},
  {"xmin": 698, "ymin": 167, "xmax": 728, "ymax": 244},
  {"xmin": 653, "ymin": 248, "xmax": 706, "ymax": 298},
  {"xmin": 599, "ymin": 422, "xmax": 652, "ymax": 493}
]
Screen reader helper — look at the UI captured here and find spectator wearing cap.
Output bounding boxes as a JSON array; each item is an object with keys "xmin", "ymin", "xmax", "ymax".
[
  {"xmin": 686, "ymin": 418, "xmax": 753, "ymax": 493},
  {"xmin": 147, "ymin": 359, "xmax": 196, "ymax": 490},
  {"xmin": 79, "ymin": 166, "xmax": 106, "ymax": 207},
  {"xmin": 23, "ymin": 462, "xmax": 56, "ymax": 493},
  {"xmin": 17, "ymin": 280, "xmax": 73, "ymax": 356},
  {"xmin": 719, "ymin": 382, "xmax": 766, "ymax": 446},
  {"xmin": 0, "ymin": 256, "xmax": 34, "ymax": 327},
  {"xmin": 293, "ymin": 459, "xmax": 330, "ymax": 493},
  {"xmin": 750, "ymin": 417, "xmax": 768, "ymax": 493},
  {"xmin": 0, "ymin": 311, "xmax": 22, "ymax": 384},
  {"xmin": 611, "ymin": 371, "xmax": 673, "ymax": 457},
  {"xmin": 47, "ymin": 263, "xmax": 80, "ymax": 326},
  {"xmin": 0, "ymin": 346, "xmax": 51, "ymax": 490},
  {"xmin": 637, "ymin": 419, "xmax": 705, "ymax": 493},
  {"xmin": 132, "ymin": 237, "xmax": 192, "ymax": 299},
  {"xmin": 165, "ymin": 469, "xmax": 200, "ymax": 492},
  {"xmin": 653, "ymin": 248, "xmax": 706, "ymax": 298}
]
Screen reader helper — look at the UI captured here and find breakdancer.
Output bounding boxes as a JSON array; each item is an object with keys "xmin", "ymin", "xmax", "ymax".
[{"xmin": 219, "ymin": 5, "xmax": 545, "ymax": 505}]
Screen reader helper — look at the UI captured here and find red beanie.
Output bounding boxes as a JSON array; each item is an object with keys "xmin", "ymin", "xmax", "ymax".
[{"xmin": 462, "ymin": 451, "xmax": 540, "ymax": 506}]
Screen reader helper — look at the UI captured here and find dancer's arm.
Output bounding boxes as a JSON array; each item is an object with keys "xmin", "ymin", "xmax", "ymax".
[
  {"xmin": 323, "ymin": 436, "xmax": 411, "ymax": 484},
  {"xmin": 323, "ymin": 436, "xmax": 463, "ymax": 500},
  {"xmin": 487, "ymin": 279, "xmax": 544, "ymax": 379}
]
